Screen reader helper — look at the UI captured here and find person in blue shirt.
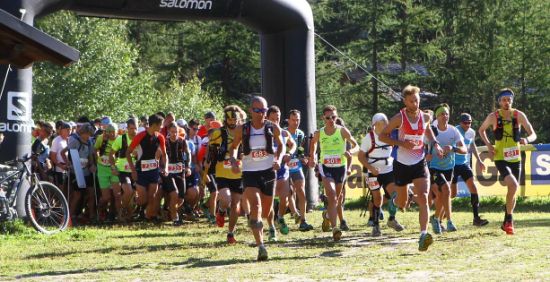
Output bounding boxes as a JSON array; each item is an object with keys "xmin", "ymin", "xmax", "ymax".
[
  {"xmin": 428, "ymin": 104, "xmax": 467, "ymax": 234},
  {"xmin": 450, "ymin": 113, "xmax": 489, "ymax": 227}
]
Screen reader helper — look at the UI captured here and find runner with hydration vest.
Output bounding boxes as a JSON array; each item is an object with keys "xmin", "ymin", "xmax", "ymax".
[{"xmin": 478, "ymin": 88, "xmax": 537, "ymax": 235}]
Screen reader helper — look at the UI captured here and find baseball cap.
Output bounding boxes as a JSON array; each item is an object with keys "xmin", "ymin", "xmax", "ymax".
[
  {"xmin": 204, "ymin": 111, "xmax": 216, "ymax": 120},
  {"xmin": 460, "ymin": 113, "xmax": 472, "ymax": 123},
  {"xmin": 101, "ymin": 116, "xmax": 112, "ymax": 125},
  {"xmin": 371, "ymin": 113, "xmax": 388, "ymax": 126},
  {"xmin": 60, "ymin": 122, "xmax": 71, "ymax": 129},
  {"xmin": 176, "ymin": 119, "xmax": 187, "ymax": 128}
]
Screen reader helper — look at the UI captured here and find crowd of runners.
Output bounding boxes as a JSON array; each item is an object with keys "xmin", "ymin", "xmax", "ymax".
[{"xmin": 27, "ymin": 85, "xmax": 536, "ymax": 260}]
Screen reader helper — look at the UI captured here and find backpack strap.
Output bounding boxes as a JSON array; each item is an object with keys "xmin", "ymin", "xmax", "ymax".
[{"xmin": 366, "ymin": 130, "xmax": 376, "ymax": 158}]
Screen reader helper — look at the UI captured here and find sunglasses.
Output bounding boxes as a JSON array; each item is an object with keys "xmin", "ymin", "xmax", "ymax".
[
  {"xmin": 324, "ymin": 115, "xmax": 337, "ymax": 121},
  {"xmin": 252, "ymin": 108, "xmax": 268, "ymax": 114},
  {"xmin": 462, "ymin": 121, "xmax": 472, "ymax": 124},
  {"xmin": 190, "ymin": 127, "xmax": 198, "ymax": 131}
]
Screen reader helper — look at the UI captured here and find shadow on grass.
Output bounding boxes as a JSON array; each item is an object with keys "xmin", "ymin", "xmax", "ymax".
[
  {"xmin": 25, "ymin": 240, "xmax": 228, "ymax": 259},
  {"xmin": 17, "ymin": 255, "xmax": 314, "ymax": 278},
  {"xmin": 515, "ymin": 218, "xmax": 550, "ymax": 228}
]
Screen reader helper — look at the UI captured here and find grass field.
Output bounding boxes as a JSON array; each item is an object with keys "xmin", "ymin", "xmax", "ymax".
[{"xmin": 0, "ymin": 197, "xmax": 549, "ymax": 281}]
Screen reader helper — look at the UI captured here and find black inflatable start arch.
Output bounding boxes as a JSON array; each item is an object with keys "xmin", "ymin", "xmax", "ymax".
[{"xmin": 0, "ymin": 0, "xmax": 318, "ymax": 203}]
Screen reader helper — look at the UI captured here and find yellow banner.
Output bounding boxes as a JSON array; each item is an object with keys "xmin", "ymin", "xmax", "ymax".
[{"xmin": 344, "ymin": 144, "xmax": 550, "ymax": 199}]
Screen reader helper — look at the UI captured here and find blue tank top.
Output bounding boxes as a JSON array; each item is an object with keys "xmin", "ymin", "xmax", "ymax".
[
  {"xmin": 288, "ymin": 129, "xmax": 305, "ymax": 173},
  {"xmin": 454, "ymin": 125, "xmax": 473, "ymax": 166}
]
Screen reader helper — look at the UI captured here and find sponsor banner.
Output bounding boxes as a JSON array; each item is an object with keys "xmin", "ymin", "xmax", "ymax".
[
  {"xmin": 0, "ymin": 91, "xmax": 32, "ymax": 134},
  {"xmin": 343, "ymin": 144, "xmax": 550, "ymax": 200}
]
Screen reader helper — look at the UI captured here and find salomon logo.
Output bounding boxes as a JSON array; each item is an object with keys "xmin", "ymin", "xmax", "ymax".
[
  {"xmin": 159, "ymin": 0, "xmax": 213, "ymax": 10},
  {"xmin": 7, "ymin": 92, "xmax": 30, "ymax": 121}
]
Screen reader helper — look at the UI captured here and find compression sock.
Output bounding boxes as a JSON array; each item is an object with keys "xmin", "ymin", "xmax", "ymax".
[{"xmin": 471, "ymin": 193, "xmax": 480, "ymax": 219}]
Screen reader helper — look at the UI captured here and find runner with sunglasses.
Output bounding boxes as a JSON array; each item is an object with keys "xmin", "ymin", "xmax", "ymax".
[
  {"xmin": 450, "ymin": 113, "xmax": 489, "ymax": 227},
  {"xmin": 228, "ymin": 96, "xmax": 285, "ymax": 261},
  {"xmin": 309, "ymin": 105, "xmax": 358, "ymax": 242},
  {"xmin": 478, "ymin": 88, "xmax": 537, "ymax": 235}
]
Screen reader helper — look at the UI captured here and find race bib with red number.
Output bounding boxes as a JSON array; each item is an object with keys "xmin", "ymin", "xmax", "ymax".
[
  {"xmin": 404, "ymin": 134, "xmax": 423, "ymax": 150},
  {"xmin": 503, "ymin": 147, "xmax": 520, "ymax": 161},
  {"xmin": 368, "ymin": 177, "xmax": 380, "ymax": 190},
  {"xmin": 251, "ymin": 149, "xmax": 269, "ymax": 161},
  {"xmin": 323, "ymin": 155, "xmax": 342, "ymax": 167},
  {"xmin": 140, "ymin": 159, "xmax": 158, "ymax": 171},
  {"xmin": 288, "ymin": 158, "xmax": 299, "ymax": 169},
  {"xmin": 223, "ymin": 159, "xmax": 241, "ymax": 169},
  {"xmin": 167, "ymin": 163, "xmax": 184, "ymax": 174},
  {"xmin": 100, "ymin": 156, "xmax": 110, "ymax": 166}
]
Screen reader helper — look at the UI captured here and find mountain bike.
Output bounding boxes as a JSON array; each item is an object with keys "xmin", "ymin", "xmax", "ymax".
[{"xmin": 0, "ymin": 153, "xmax": 69, "ymax": 234}]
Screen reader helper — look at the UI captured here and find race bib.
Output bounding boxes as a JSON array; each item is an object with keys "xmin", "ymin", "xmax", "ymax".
[
  {"xmin": 140, "ymin": 159, "xmax": 158, "ymax": 171},
  {"xmin": 100, "ymin": 156, "xmax": 110, "ymax": 166},
  {"xmin": 123, "ymin": 162, "xmax": 131, "ymax": 171},
  {"xmin": 503, "ymin": 147, "xmax": 520, "ymax": 161},
  {"xmin": 404, "ymin": 134, "xmax": 423, "ymax": 150},
  {"xmin": 368, "ymin": 177, "xmax": 380, "ymax": 190},
  {"xmin": 222, "ymin": 159, "xmax": 241, "ymax": 169},
  {"xmin": 251, "ymin": 149, "xmax": 269, "ymax": 161},
  {"xmin": 323, "ymin": 155, "xmax": 342, "ymax": 167},
  {"xmin": 80, "ymin": 158, "xmax": 89, "ymax": 168},
  {"xmin": 288, "ymin": 158, "xmax": 300, "ymax": 169},
  {"xmin": 168, "ymin": 163, "xmax": 184, "ymax": 173}
]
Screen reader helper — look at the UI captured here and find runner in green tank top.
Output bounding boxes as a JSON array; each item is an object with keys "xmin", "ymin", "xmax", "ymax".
[
  {"xmin": 309, "ymin": 105, "xmax": 358, "ymax": 242},
  {"xmin": 479, "ymin": 88, "xmax": 537, "ymax": 235}
]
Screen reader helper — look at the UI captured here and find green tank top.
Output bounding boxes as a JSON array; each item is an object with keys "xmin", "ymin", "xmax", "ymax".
[
  {"xmin": 319, "ymin": 126, "xmax": 347, "ymax": 167},
  {"xmin": 494, "ymin": 109, "xmax": 520, "ymax": 163}
]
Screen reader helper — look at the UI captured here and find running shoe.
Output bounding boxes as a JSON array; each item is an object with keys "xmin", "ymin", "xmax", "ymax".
[
  {"xmin": 207, "ymin": 214, "xmax": 216, "ymax": 225},
  {"xmin": 299, "ymin": 221, "xmax": 314, "ymax": 232},
  {"xmin": 227, "ymin": 233, "xmax": 237, "ymax": 244},
  {"xmin": 379, "ymin": 209, "xmax": 385, "ymax": 221},
  {"xmin": 371, "ymin": 225, "xmax": 381, "ymax": 237},
  {"xmin": 446, "ymin": 220, "xmax": 457, "ymax": 232},
  {"xmin": 367, "ymin": 217, "xmax": 374, "ymax": 227},
  {"xmin": 321, "ymin": 211, "xmax": 330, "ymax": 232},
  {"xmin": 216, "ymin": 212, "xmax": 225, "ymax": 227},
  {"xmin": 387, "ymin": 219, "xmax": 405, "ymax": 232},
  {"xmin": 340, "ymin": 219, "xmax": 350, "ymax": 231},
  {"xmin": 172, "ymin": 219, "xmax": 183, "ymax": 226},
  {"xmin": 278, "ymin": 217, "xmax": 289, "ymax": 235},
  {"xmin": 258, "ymin": 245, "xmax": 268, "ymax": 261},
  {"xmin": 332, "ymin": 227, "xmax": 342, "ymax": 242},
  {"xmin": 473, "ymin": 217, "xmax": 489, "ymax": 227},
  {"xmin": 418, "ymin": 233, "xmax": 433, "ymax": 251},
  {"xmin": 268, "ymin": 227, "xmax": 278, "ymax": 242},
  {"xmin": 430, "ymin": 215, "xmax": 442, "ymax": 234},
  {"xmin": 501, "ymin": 221, "xmax": 515, "ymax": 235}
]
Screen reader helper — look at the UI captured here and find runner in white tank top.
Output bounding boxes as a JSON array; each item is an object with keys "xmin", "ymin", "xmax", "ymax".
[
  {"xmin": 379, "ymin": 85, "xmax": 442, "ymax": 252},
  {"xmin": 227, "ymin": 96, "xmax": 285, "ymax": 262}
]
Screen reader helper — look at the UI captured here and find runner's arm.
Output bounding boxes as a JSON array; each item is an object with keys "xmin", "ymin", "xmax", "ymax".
[
  {"xmin": 285, "ymin": 131, "xmax": 297, "ymax": 155},
  {"xmin": 341, "ymin": 127, "xmax": 358, "ymax": 153},
  {"xmin": 518, "ymin": 111, "xmax": 537, "ymax": 144},
  {"xmin": 308, "ymin": 130, "xmax": 320, "ymax": 168},
  {"xmin": 478, "ymin": 114, "xmax": 495, "ymax": 151},
  {"xmin": 272, "ymin": 124, "xmax": 285, "ymax": 164},
  {"xmin": 379, "ymin": 113, "xmax": 402, "ymax": 146},
  {"xmin": 228, "ymin": 125, "xmax": 242, "ymax": 166}
]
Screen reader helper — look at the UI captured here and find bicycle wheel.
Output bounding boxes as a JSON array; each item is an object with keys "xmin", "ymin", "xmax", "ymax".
[{"xmin": 25, "ymin": 181, "xmax": 69, "ymax": 234}]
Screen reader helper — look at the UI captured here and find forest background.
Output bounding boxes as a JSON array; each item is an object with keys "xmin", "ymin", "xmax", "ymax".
[{"xmin": 32, "ymin": 0, "xmax": 549, "ymax": 142}]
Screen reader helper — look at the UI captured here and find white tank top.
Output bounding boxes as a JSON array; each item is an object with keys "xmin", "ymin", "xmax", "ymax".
[
  {"xmin": 396, "ymin": 109, "xmax": 427, "ymax": 165},
  {"xmin": 242, "ymin": 124, "xmax": 275, "ymax": 171}
]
